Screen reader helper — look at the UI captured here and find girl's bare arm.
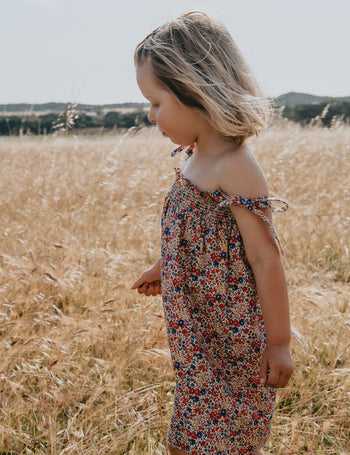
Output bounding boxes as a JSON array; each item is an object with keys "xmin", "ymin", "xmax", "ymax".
[
  {"xmin": 217, "ymin": 149, "xmax": 294, "ymax": 388},
  {"xmin": 230, "ymin": 205, "xmax": 294, "ymax": 388}
]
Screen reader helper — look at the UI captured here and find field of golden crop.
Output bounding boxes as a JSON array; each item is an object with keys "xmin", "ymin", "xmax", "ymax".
[{"xmin": 0, "ymin": 122, "xmax": 349, "ymax": 454}]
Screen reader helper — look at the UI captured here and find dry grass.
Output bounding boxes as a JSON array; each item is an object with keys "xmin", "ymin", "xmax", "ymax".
[{"xmin": 0, "ymin": 122, "xmax": 349, "ymax": 454}]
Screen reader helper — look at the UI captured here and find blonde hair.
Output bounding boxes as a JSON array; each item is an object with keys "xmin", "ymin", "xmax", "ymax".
[{"xmin": 135, "ymin": 11, "xmax": 270, "ymax": 146}]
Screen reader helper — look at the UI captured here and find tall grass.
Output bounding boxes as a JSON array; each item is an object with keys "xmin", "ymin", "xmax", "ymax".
[{"xmin": 0, "ymin": 122, "xmax": 349, "ymax": 454}]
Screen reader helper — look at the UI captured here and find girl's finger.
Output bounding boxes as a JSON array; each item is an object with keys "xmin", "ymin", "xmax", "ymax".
[
  {"xmin": 259, "ymin": 356, "xmax": 268, "ymax": 386},
  {"xmin": 145, "ymin": 283, "xmax": 155, "ymax": 296},
  {"xmin": 150, "ymin": 283, "xmax": 156, "ymax": 296},
  {"xmin": 131, "ymin": 279, "xmax": 141, "ymax": 290},
  {"xmin": 277, "ymin": 375, "xmax": 288, "ymax": 389},
  {"xmin": 131, "ymin": 277, "xmax": 146, "ymax": 289},
  {"xmin": 153, "ymin": 282, "xmax": 160, "ymax": 296},
  {"xmin": 266, "ymin": 370, "xmax": 281, "ymax": 388},
  {"xmin": 138, "ymin": 283, "xmax": 148, "ymax": 294},
  {"xmin": 279, "ymin": 367, "xmax": 294, "ymax": 388},
  {"xmin": 155, "ymin": 282, "xmax": 162, "ymax": 295}
]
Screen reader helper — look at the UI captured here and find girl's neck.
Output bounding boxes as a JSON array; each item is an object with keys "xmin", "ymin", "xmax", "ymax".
[{"xmin": 194, "ymin": 131, "xmax": 239, "ymax": 158}]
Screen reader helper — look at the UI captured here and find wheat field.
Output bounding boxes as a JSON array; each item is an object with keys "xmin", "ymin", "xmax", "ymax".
[{"xmin": 0, "ymin": 122, "xmax": 349, "ymax": 454}]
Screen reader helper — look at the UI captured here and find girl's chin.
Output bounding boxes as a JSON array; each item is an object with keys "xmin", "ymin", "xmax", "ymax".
[
  {"xmin": 163, "ymin": 133, "xmax": 176, "ymax": 144},
  {"xmin": 161, "ymin": 131, "xmax": 181, "ymax": 145}
]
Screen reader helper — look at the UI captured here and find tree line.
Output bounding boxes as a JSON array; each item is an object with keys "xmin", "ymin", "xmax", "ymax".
[
  {"xmin": 0, "ymin": 100, "xmax": 349, "ymax": 136},
  {"xmin": 0, "ymin": 102, "xmax": 148, "ymax": 113},
  {"xmin": 0, "ymin": 110, "xmax": 150, "ymax": 136},
  {"xmin": 280, "ymin": 100, "xmax": 350, "ymax": 126}
]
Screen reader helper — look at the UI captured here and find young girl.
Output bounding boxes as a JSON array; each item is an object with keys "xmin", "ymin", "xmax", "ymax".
[{"xmin": 131, "ymin": 12, "xmax": 294, "ymax": 455}]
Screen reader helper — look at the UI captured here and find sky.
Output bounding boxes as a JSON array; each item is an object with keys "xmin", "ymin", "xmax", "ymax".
[{"xmin": 0, "ymin": 0, "xmax": 349, "ymax": 105}]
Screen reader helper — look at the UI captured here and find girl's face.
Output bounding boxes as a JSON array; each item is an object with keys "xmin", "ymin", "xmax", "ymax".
[{"xmin": 136, "ymin": 61, "xmax": 207, "ymax": 146}]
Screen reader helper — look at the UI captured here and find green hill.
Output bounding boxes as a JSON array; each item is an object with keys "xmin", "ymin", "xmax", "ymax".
[{"xmin": 275, "ymin": 92, "xmax": 350, "ymax": 107}]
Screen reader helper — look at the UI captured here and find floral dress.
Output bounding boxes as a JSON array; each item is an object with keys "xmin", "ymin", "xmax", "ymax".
[{"xmin": 160, "ymin": 145, "xmax": 288, "ymax": 454}]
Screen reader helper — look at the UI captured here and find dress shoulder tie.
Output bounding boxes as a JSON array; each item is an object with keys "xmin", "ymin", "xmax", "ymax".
[{"xmin": 213, "ymin": 191, "xmax": 288, "ymax": 255}]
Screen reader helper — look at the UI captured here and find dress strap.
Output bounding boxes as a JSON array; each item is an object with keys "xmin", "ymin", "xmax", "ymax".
[
  {"xmin": 213, "ymin": 192, "xmax": 288, "ymax": 254},
  {"xmin": 171, "ymin": 144, "xmax": 195, "ymax": 158}
]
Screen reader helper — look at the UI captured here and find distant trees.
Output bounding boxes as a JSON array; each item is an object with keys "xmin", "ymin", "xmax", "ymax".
[
  {"xmin": 0, "ymin": 102, "xmax": 148, "ymax": 113},
  {"xmin": 0, "ymin": 109, "xmax": 151, "ymax": 135},
  {"xmin": 281, "ymin": 101, "xmax": 350, "ymax": 126},
  {"xmin": 103, "ymin": 111, "xmax": 120, "ymax": 128}
]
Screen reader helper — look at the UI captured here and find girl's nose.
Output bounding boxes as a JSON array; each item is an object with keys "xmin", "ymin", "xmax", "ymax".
[{"xmin": 148, "ymin": 106, "xmax": 157, "ymax": 124}]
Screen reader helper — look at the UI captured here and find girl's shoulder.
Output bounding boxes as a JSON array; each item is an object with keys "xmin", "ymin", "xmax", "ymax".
[{"xmin": 216, "ymin": 144, "xmax": 268, "ymax": 198}]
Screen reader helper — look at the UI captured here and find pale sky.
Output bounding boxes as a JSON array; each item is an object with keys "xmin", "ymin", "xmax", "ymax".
[{"xmin": 1, "ymin": 0, "xmax": 349, "ymax": 104}]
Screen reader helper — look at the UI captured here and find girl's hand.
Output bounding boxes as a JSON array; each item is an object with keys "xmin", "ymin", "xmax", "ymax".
[
  {"xmin": 259, "ymin": 344, "xmax": 294, "ymax": 388},
  {"xmin": 130, "ymin": 258, "xmax": 162, "ymax": 297}
]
